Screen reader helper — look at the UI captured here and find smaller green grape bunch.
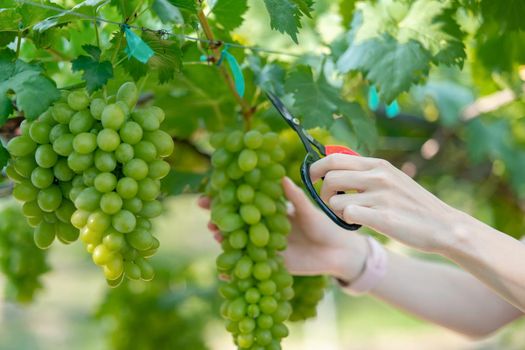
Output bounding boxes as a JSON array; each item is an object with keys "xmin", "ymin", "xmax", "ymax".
[
  {"xmin": 5, "ymin": 81, "xmax": 174, "ymax": 286},
  {"xmin": 208, "ymin": 127, "xmax": 294, "ymax": 350},
  {"xmin": 0, "ymin": 203, "xmax": 50, "ymax": 303},
  {"xmin": 288, "ymin": 275, "xmax": 328, "ymax": 321}
]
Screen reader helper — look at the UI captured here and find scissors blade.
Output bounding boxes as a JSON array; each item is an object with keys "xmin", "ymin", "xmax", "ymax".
[{"xmin": 266, "ymin": 91, "xmax": 326, "ymax": 156}]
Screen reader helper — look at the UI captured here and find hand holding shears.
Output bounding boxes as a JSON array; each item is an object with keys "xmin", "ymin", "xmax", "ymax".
[{"xmin": 266, "ymin": 91, "xmax": 361, "ymax": 231}]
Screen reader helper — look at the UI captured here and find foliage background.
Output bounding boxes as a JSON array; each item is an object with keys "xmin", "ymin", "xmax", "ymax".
[{"xmin": 1, "ymin": 0, "xmax": 525, "ymax": 349}]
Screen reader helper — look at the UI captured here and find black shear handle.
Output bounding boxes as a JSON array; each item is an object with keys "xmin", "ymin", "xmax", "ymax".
[{"xmin": 300, "ymin": 154, "xmax": 361, "ymax": 231}]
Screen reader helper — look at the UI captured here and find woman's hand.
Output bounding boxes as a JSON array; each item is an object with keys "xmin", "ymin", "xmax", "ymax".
[
  {"xmin": 198, "ymin": 177, "xmax": 368, "ymax": 282},
  {"xmin": 310, "ymin": 154, "xmax": 464, "ymax": 254}
]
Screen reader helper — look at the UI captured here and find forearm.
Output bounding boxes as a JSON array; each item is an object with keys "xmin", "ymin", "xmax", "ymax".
[
  {"xmin": 369, "ymin": 250, "xmax": 522, "ymax": 337},
  {"xmin": 443, "ymin": 209, "xmax": 525, "ymax": 313}
]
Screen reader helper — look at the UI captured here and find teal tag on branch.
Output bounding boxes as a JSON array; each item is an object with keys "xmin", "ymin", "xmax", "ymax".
[
  {"xmin": 385, "ymin": 99, "xmax": 400, "ymax": 118},
  {"xmin": 368, "ymin": 86, "xmax": 380, "ymax": 111},
  {"xmin": 123, "ymin": 25, "xmax": 154, "ymax": 64},
  {"xmin": 219, "ymin": 46, "xmax": 245, "ymax": 98}
]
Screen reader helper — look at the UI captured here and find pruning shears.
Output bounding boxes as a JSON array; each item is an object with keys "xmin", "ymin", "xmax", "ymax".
[{"xmin": 266, "ymin": 91, "xmax": 361, "ymax": 231}]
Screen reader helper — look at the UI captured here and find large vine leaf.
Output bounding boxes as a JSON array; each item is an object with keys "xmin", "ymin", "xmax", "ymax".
[
  {"xmin": 263, "ymin": 0, "xmax": 304, "ymax": 43},
  {"xmin": 338, "ymin": 35, "xmax": 430, "ymax": 102},
  {"xmin": 212, "ymin": 0, "xmax": 249, "ymax": 31},
  {"xmin": 285, "ymin": 66, "xmax": 340, "ymax": 128},
  {"xmin": 141, "ymin": 32, "xmax": 183, "ymax": 84},
  {"xmin": 72, "ymin": 45, "xmax": 113, "ymax": 93},
  {"xmin": 0, "ymin": 56, "xmax": 60, "ymax": 122}
]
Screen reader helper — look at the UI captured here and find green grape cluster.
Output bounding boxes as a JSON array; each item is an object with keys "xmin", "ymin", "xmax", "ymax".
[
  {"xmin": 279, "ymin": 128, "xmax": 332, "ymax": 322},
  {"xmin": 208, "ymin": 128, "xmax": 294, "ymax": 350},
  {"xmin": 0, "ymin": 203, "xmax": 50, "ymax": 303},
  {"xmin": 5, "ymin": 82, "xmax": 174, "ymax": 286},
  {"xmin": 288, "ymin": 275, "xmax": 328, "ymax": 321}
]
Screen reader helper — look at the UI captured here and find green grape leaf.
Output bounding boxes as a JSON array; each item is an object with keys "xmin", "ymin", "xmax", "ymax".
[
  {"xmin": 152, "ymin": 0, "xmax": 184, "ymax": 24},
  {"xmin": 337, "ymin": 35, "xmax": 431, "ymax": 102},
  {"xmin": 0, "ymin": 56, "xmax": 60, "ymax": 121},
  {"xmin": 167, "ymin": 0, "xmax": 197, "ymax": 12},
  {"xmin": 263, "ymin": 0, "xmax": 303, "ymax": 43},
  {"xmin": 162, "ymin": 170, "xmax": 208, "ymax": 195},
  {"xmin": 339, "ymin": 0, "xmax": 358, "ymax": 28},
  {"xmin": 481, "ymin": 0, "xmax": 525, "ymax": 31},
  {"xmin": 213, "ymin": 0, "xmax": 249, "ymax": 30},
  {"xmin": 346, "ymin": 0, "xmax": 465, "ymax": 70},
  {"xmin": 284, "ymin": 66, "xmax": 340, "ymax": 128},
  {"xmin": 0, "ymin": 8, "xmax": 22, "ymax": 32},
  {"xmin": 292, "ymin": 0, "xmax": 315, "ymax": 18},
  {"xmin": 334, "ymin": 100, "xmax": 377, "ymax": 153},
  {"xmin": 33, "ymin": 0, "xmax": 107, "ymax": 32},
  {"xmin": 0, "ymin": 142, "xmax": 8, "ymax": 170},
  {"xmin": 140, "ymin": 32, "xmax": 183, "ymax": 84},
  {"xmin": 248, "ymin": 56, "xmax": 286, "ymax": 96},
  {"xmin": 71, "ymin": 45, "xmax": 113, "ymax": 93}
]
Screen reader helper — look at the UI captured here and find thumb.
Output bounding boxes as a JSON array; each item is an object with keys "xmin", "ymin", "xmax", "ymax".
[{"xmin": 282, "ymin": 177, "xmax": 315, "ymax": 215}]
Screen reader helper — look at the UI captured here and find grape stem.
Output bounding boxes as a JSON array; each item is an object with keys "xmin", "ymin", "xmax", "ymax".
[{"xmin": 196, "ymin": 9, "xmax": 255, "ymax": 128}]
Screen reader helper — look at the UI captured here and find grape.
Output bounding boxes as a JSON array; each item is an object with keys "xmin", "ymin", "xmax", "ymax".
[
  {"xmin": 5, "ymin": 83, "xmax": 171, "ymax": 285},
  {"xmin": 101, "ymin": 104, "xmax": 126, "ymax": 130},
  {"xmin": 29, "ymin": 121, "xmax": 52, "ymax": 144},
  {"xmin": 97, "ymin": 128, "xmax": 121, "ymax": 152},
  {"xmin": 115, "ymin": 143, "xmax": 134, "ymax": 163},
  {"xmin": 67, "ymin": 90, "xmax": 90, "ymax": 111},
  {"xmin": 134, "ymin": 141, "xmax": 157, "ymax": 162},
  {"xmin": 123, "ymin": 158, "xmax": 148, "ymax": 180},
  {"xmin": 116, "ymin": 81, "xmax": 139, "ymax": 108},
  {"xmin": 94, "ymin": 172, "xmax": 117, "ymax": 193},
  {"xmin": 30, "ymin": 167, "xmax": 53, "ymax": 189},
  {"xmin": 90, "ymin": 98, "xmax": 106, "ymax": 119},
  {"xmin": 69, "ymin": 110, "xmax": 94, "ymax": 134},
  {"xmin": 7, "ymin": 136, "xmax": 37, "ymax": 157},
  {"xmin": 73, "ymin": 132, "xmax": 97, "ymax": 154},
  {"xmin": 52, "ymin": 103, "xmax": 75, "ymax": 124},
  {"xmin": 119, "ymin": 121, "xmax": 143, "ymax": 145},
  {"xmin": 209, "ymin": 129, "xmax": 293, "ymax": 349}
]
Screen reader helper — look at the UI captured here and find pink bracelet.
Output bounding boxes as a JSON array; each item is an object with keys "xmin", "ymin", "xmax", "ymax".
[{"xmin": 337, "ymin": 236, "xmax": 388, "ymax": 295}]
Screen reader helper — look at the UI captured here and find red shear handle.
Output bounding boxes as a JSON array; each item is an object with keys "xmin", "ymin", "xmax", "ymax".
[{"xmin": 325, "ymin": 145, "xmax": 360, "ymax": 156}]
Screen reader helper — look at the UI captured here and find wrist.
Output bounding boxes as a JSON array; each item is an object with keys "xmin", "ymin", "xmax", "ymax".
[
  {"xmin": 327, "ymin": 233, "xmax": 368, "ymax": 282},
  {"xmin": 435, "ymin": 207, "xmax": 478, "ymax": 257}
]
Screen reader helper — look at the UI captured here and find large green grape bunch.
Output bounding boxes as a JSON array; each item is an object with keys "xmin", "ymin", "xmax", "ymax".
[
  {"xmin": 278, "ymin": 128, "xmax": 333, "ymax": 322},
  {"xmin": 0, "ymin": 203, "xmax": 50, "ymax": 303},
  {"xmin": 5, "ymin": 82, "xmax": 174, "ymax": 286},
  {"xmin": 208, "ymin": 128, "xmax": 294, "ymax": 350}
]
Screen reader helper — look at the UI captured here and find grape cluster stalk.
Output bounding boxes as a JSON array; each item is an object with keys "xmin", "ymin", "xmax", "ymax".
[{"xmin": 5, "ymin": 82, "xmax": 174, "ymax": 286}]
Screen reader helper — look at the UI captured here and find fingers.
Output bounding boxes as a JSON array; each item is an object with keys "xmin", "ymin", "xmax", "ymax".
[
  {"xmin": 341, "ymin": 204, "xmax": 377, "ymax": 228},
  {"xmin": 328, "ymin": 193, "xmax": 376, "ymax": 212},
  {"xmin": 319, "ymin": 170, "xmax": 369, "ymax": 203},
  {"xmin": 197, "ymin": 195, "xmax": 211, "ymax": 209},
  {"xmin": 282, "ymin": 177, "xmax": 315, "ymax": 216},
  {"xmin": 310, "ymin": 154, "xmax": 388, "ymax": 182}
]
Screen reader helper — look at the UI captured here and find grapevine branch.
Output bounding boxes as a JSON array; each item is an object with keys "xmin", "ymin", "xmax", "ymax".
[{"xmin": 196, "ymin": 9, "xmax": 255, "ymax": 126}]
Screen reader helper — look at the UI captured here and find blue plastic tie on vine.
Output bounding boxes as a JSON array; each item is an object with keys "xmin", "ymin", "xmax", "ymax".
[
  {"xmin": 122, "ymin": 25, "xmax": 154, "ymax": 64},
  {"xmin": 368, "ymin": 86, "xmax": 380, "ymax": 111},
  {"xmin": 217, "ymin": 45, "xmax": 245, "ymax": 98},
  {"xmin": 385, "ymin": 99, "xmax": 400, "ymax": 118}
]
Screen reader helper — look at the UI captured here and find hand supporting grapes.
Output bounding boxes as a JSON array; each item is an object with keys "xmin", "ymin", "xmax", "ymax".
[{"xmin": 198, "ymin": 177, "xmax": 368, "ymax": 285}]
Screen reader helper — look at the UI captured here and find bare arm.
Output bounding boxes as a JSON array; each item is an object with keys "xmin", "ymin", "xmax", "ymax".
[
  {"xmin": 280, "ymin": 177, "xmax": 523, "ymax": 338},
  {"xmin": 311, "ymin": 154, "xmax": 525, "ymax": 314}
]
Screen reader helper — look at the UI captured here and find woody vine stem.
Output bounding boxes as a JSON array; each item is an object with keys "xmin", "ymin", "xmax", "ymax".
[{"xmin": 196, "ymin": 6, "xmax": 255, "ymax": 128}]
